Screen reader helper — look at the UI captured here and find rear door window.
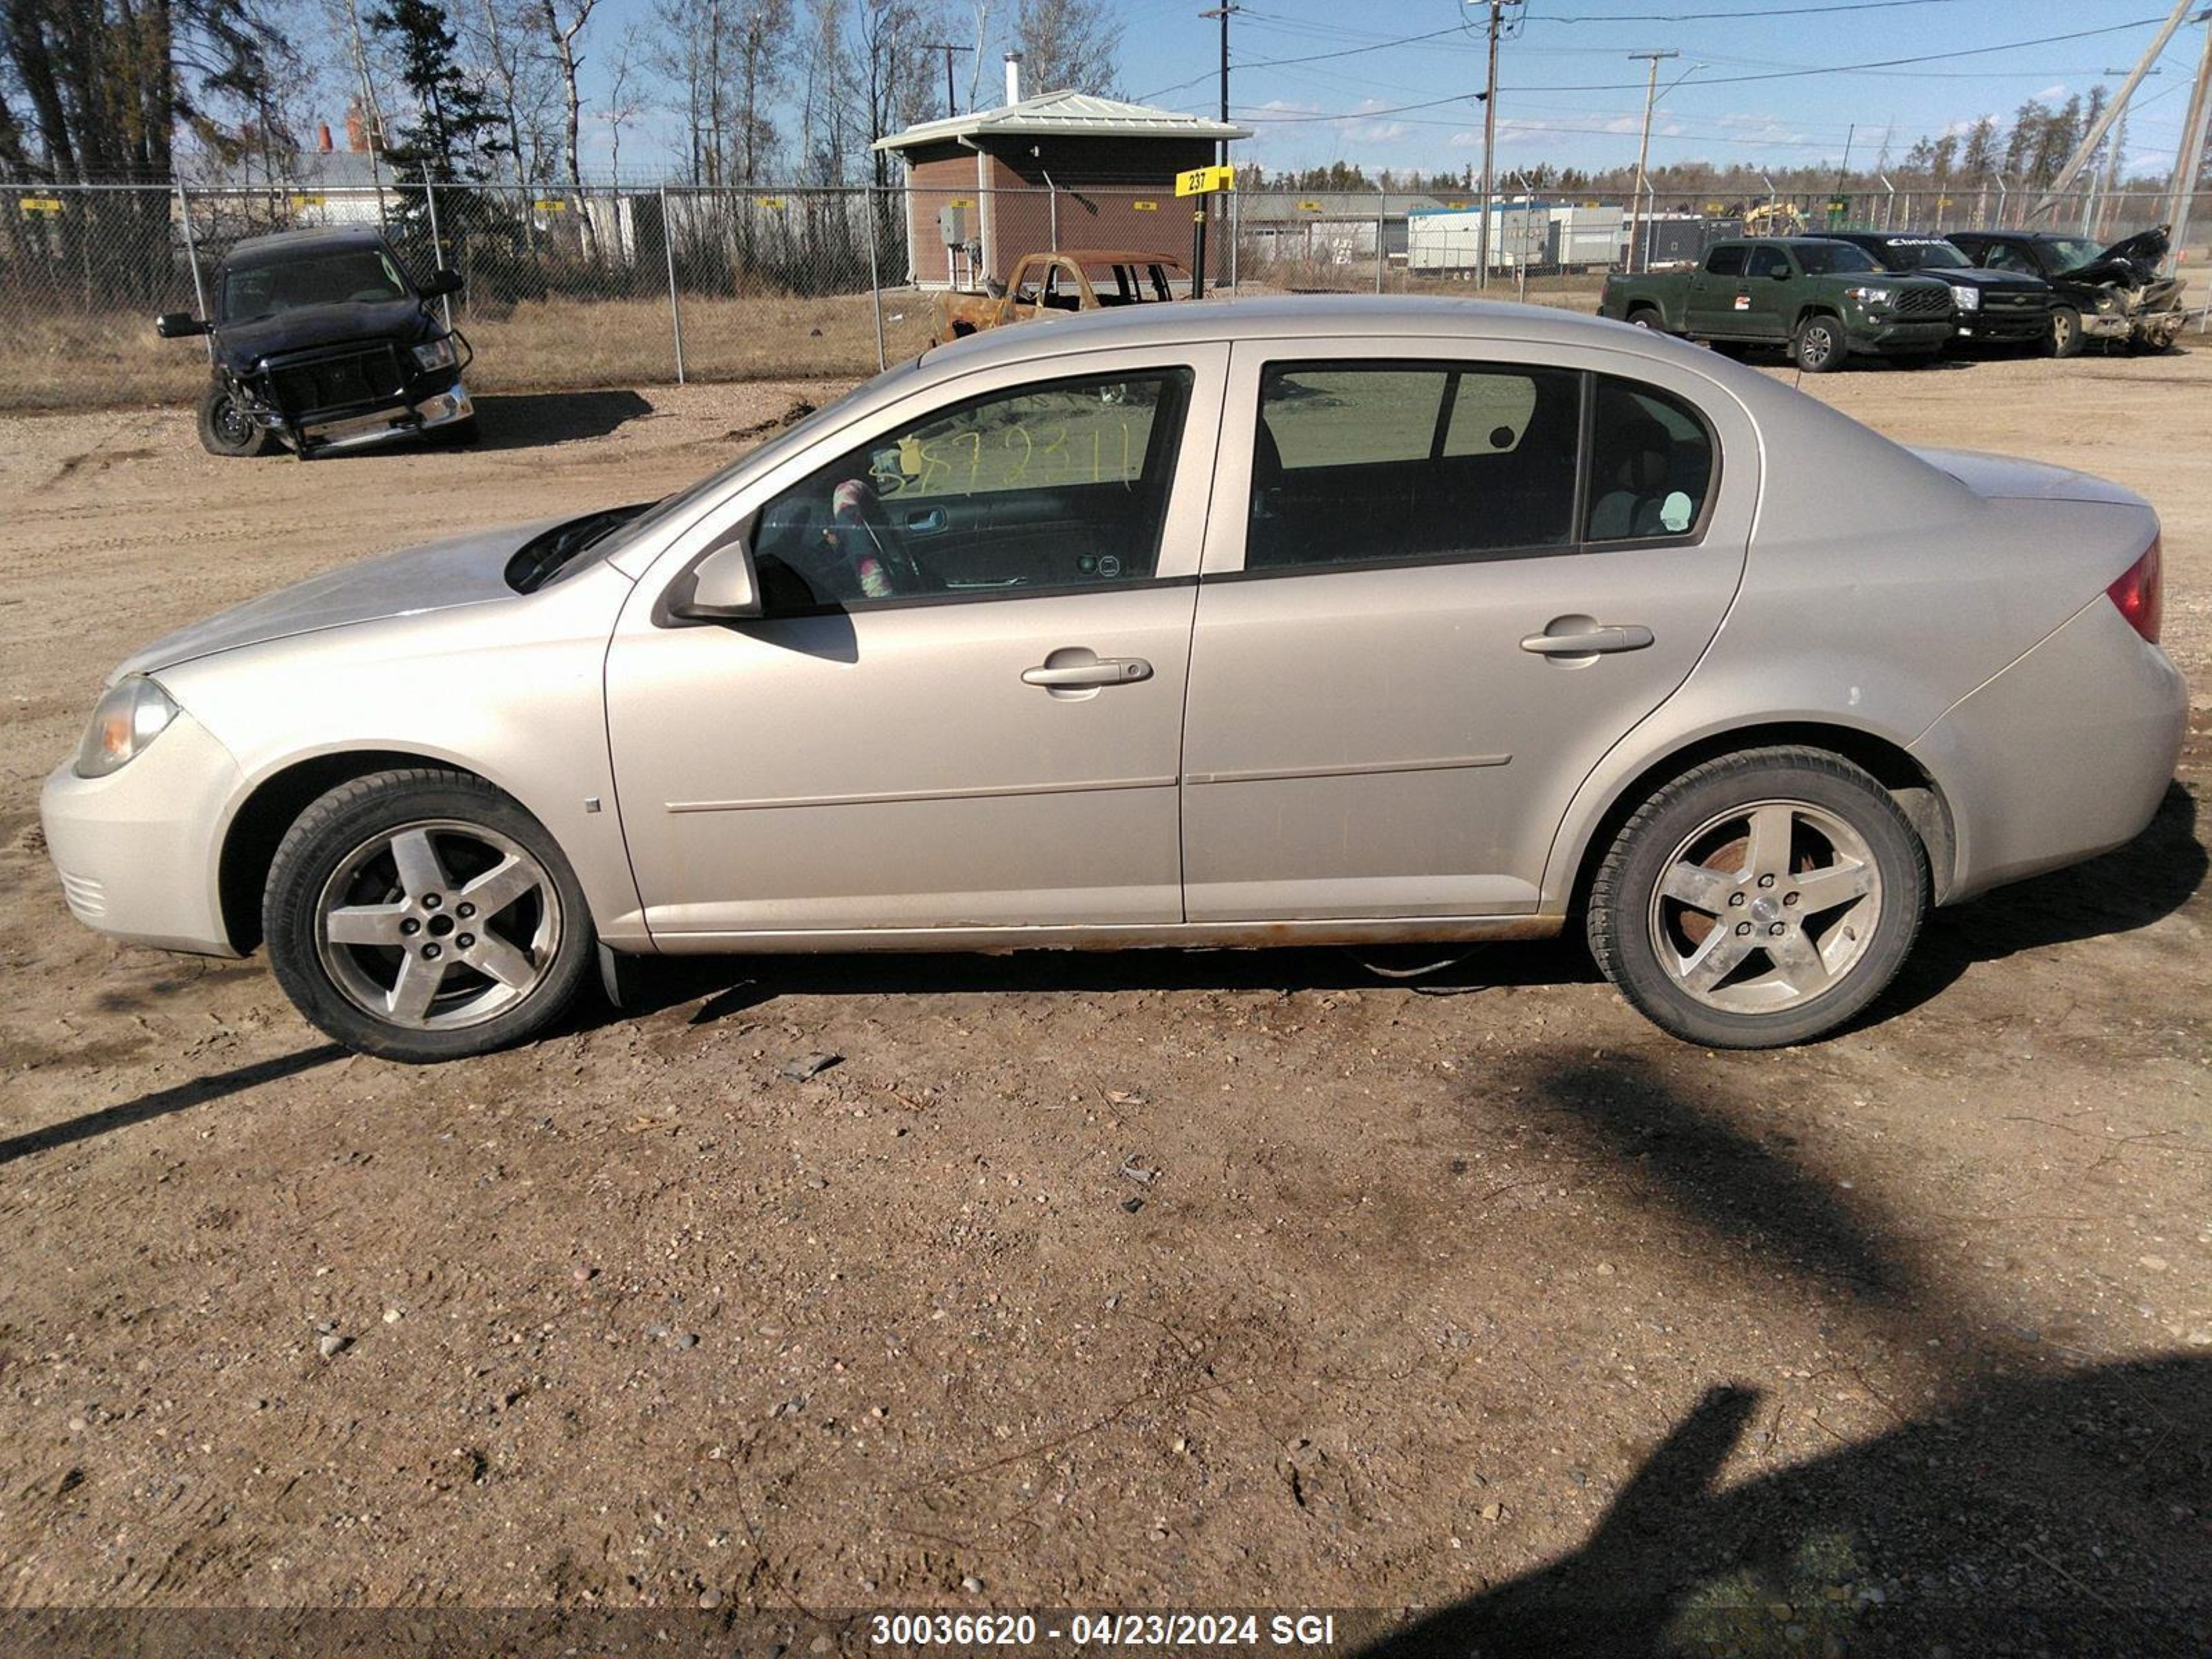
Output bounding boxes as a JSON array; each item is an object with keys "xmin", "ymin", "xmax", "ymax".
[
  {"xmin": 1746, "ymin": 245, "xmax": 1790, "ymax": 279},
  {"xmin": 1585, "ymin": 377, "xmax": 1715, "ymax": 543},
  {"xmin": 1248, "ymin": 362, "xmax": 1582, "ymax": 571}
]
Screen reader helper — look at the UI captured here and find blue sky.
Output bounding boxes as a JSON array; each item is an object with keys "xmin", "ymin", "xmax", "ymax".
[
  {"xmin": 1107, "ymin": 0, "xmax": 2202, "ymax": 181},
  {"xmin": 521, "ymin": 1, "xmax": 2201, "ymax": 184}
]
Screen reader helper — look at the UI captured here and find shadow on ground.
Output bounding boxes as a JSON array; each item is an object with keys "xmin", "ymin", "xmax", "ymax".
[
  {"xmin": 1366, "ymin": 1356, "xmax": 2212, "ymax": 1658},
  {"xmin": 1873, "ymin": 779, "xmax": 2204, "ymax": 1022},
  {"xmin": 1349, "ymin": 1049, "xmax": 2212, "ymax": 1658}
]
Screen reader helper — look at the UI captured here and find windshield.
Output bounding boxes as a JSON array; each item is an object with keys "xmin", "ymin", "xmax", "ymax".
[
  {"xmin": 1793, "ymin": 242, "xmax": 1878, "ymax": 275},
  {"xmin": 2044, "ymin": 237, "xmax": 2105, "ymax": 270},
  {"xmin": 1869, "ymin": 238, "xmax": 1969, "ymax": 271},
  {"xmin": 569, "ymin": 368, "xmax": 916, "ymax": 572},
  {"xmin": 221, "ymin": 247, "xmax": 409, "ymax": 321}
]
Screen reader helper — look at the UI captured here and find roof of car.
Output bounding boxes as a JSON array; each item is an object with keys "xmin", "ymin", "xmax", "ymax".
[
  {"xmin": 1040, "ymin": 249, "xmax": 1192, "ymax": 268},
  {"xmin": 222, "ymin": 225, "xmax": 391, "ymax": 266},
  {"xmin": 921, "ymin": 292, "xmax": 1683, "ymax": 374}
]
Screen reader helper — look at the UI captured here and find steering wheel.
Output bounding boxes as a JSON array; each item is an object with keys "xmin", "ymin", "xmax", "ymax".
[{"xmin": 832, "ymin": 481, "xmax": 938, "ymax": 597}]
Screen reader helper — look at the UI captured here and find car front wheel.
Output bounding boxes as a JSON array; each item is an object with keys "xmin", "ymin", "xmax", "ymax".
[
  {"xmin": 1586, "ymin": 747, "xmax": 1928, "ymax": 1048},
  {"xmin": 2048, "ymin": 306, "xmax": 2083, "ymax": 359},
  {"xmin": 1792, "ymin": 315, "xmax": 1846, "ymax": 373},
  {"xmin": 263, "ymin": 769, "xmax": 594, "ymax": 1062},
  {"xmin": 196, "ymin": 377, "xmax": 276, "ymax": 458}
]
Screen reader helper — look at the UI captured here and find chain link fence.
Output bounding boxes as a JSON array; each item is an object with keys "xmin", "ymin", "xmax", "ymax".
[{"xmin": 0, "ymin": 177, "xmax": 2204, "ymax": 412}]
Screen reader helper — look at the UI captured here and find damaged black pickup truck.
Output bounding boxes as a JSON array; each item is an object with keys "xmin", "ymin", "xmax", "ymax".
[
  {"xmin": 1942, "ymin": 225, "xmax": 2187, "ymax": 357},
  {"xmin": 156, "ymin": 227, "xmax": 477, "ymax": 458}
]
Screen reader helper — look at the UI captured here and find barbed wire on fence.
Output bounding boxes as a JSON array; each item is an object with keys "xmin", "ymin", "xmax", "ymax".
[{"xmin": 0, "ymin": 178, "xmax": 2201, "ymax": 413}]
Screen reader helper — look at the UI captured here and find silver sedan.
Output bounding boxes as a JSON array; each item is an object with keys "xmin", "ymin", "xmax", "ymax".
[{"xmin": 41, "ymin": 297, "xmax": 2186, "ymax": 1060}]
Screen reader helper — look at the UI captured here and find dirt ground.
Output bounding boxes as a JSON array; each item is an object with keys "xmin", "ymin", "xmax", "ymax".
[{"xmin": 1, "ymin": 335, "xmax": 2209, "ymax": 1657}]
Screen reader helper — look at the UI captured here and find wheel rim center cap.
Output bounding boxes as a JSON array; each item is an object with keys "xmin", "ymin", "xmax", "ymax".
[{"xmin": 1751, "ymin": 896, "xmax": 1781, "ymax": 924}]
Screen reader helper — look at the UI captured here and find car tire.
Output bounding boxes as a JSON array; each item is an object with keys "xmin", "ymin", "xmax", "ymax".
[
  {"xmin": 1586, "ymin": 747, "xmax": 1929, "ymax": 1049},
  {"xmin": 1627, "ymin": 306, "xmax": 1663, "ymax": 330},
  {"xmin": 1792, "ymin": 314, "xmax": 1846, "ymax": 373},
  {"xmin": 262, "ymin": 768, "xmax": 596, "ymax": 1063},
  {"xmin": 2047, "ymin": 306, "xmax": 2083, "ymax": 358},
  {"xmin": 196, "ymin": 377, "xmax": 276, "ymax": 458}
]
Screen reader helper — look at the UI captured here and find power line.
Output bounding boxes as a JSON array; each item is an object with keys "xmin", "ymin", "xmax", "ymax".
[
  {"xmin": 1234, "ymin": 17, "xmax": 2175, "ymax": 120},
  {"xmin": 1541, "ymin": 0, "xmax": 1975, "ymax": 19}
]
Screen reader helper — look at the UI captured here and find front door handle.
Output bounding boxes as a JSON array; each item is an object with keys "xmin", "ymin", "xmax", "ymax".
[
  {"xmin": 1022, "ymin": 656, "xmax": 1152, "ymax": 688},
  {"xmin": 1519, "ymin": 624, "xmax": 1654, "ymax": 657}
]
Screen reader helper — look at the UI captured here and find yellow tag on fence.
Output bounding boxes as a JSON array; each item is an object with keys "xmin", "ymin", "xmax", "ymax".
[
  {"xmin": 19, "ymin": 196, "xmax": 63, "ymax": 214},
  {"xmin": 1132, "ymin": 200, "xmax": 1157, "ymax": 212},
  {"xmin": 753, "ymin": 196, "xmax": 785, "ymax": 209},
  {"xmin": 289, "ymin": 194, "xmax": 326, "ymax": 209},
  {"xmin": 534, "ymin": 199, "xmax": 566, "ymax": 212},
  {"xmin": 1297, "ymin": 200, "xmax": 1324, "ymax": 213}
]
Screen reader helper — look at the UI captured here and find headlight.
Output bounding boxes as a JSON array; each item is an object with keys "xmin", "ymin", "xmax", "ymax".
[
  {"xmin": 1844, "ymin": 285, "xmax": 1895, "ymax": 306},
  {"xmin": 412, "ymin": 336, "xmax": 459, "ymax": 373},
  {"xmin": 74, "ymin": 676, "xmax": 179, "ymax": 778},
  {"xmin": 1949, "ymin": 284, "xmax": 1980, "ymax": 311}
]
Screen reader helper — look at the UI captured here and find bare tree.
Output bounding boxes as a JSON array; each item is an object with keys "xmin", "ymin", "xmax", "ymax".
[
  {"xmin": 1012, "ymin": 0, "xmax": 1119, "ymax": 96},
  {"xmin": 602, "ymin": 19, "xmax": 647, "ymax": 182},
  {"xmin": 463, "ymin": 0, "xmax": 556, "ymax": 183},
  {"xmin": 535, "ymin": 0, "xmax": 596, "ymax": 191}
]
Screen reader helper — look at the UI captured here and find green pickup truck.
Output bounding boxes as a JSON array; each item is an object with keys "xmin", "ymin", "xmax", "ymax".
[{"xmin": 1600, "ymin": 237, "xmax": 1955, "ymax": 373}]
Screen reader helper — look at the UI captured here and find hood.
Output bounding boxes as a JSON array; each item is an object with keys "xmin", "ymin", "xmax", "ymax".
[
  {"xmin": 1908, "ymin": 447, "xmax": 2148, "ymax": 509},
  {"xmin": 1933, "ymin": 266, "xmax": 2045, "ymax": 292},
  {"xmin": 216, "ymin": 297, "xmax": 433, "ymax": 368},
  {"xmin": 2059, "ymin": 225, "xmax": 2168, "ymax": 285},
  {"xmin": 115, "ymin": 518, "xmax": 557, "ymax": 682}
]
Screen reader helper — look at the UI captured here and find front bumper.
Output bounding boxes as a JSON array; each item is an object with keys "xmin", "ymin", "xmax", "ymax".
[
  {"xmin": 1955, "ymin": 310, "xmax": 2050, "ymax": 343},
  {"xmin": 40, "ymin": 712, "xmax": 245, "ymax": 956},
  {"xmin": 1911, "ymin": 597, "xmax": 2186, "ymax": 901},
  {"xmin": 299, "ymin": 382, "xmax": 474, "ymax": 453},
  {"xmin": 1850, "ymin": 319, "xmax": 1953, "ymax": 355}
]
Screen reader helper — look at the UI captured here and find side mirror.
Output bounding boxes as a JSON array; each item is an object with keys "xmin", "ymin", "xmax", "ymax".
[
  {"xmin": 422, "ymin": 268, "xmax": 465, "ymax": 298},
  {"xmin": 673, "ymin": 539, "xmax": 761, "ymax": 620},
  {"xmin": 156, "ymin": 312, "xmax": 208, "ymax": 338},
  {"xmin": 1770, "ymin": 266, "xmax": 1792, "ymax": 281}
]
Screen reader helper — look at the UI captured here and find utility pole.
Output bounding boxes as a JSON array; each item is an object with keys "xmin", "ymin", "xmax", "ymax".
[
  {"xmin": 1470, "ymin": 2, "xmax": 1519, "ymax": 290},
  {"xmin": 2166, "ymin": 12, "xmax": 2212, "ymax": 276},
  {"xmin": 2032, "ymin": 0, "xmax": 2195, "ymax": 217},
  {"xmin": 1199, "ymin": 4, "xmax": 1238, "ymax": 296},
  {"xmin": 1627, "ymin": 50, "xmax": 1678, "ymax": 276},
  {"xmin": 919, "ymin": 41, "xmax": 974, "ymax": 118}
]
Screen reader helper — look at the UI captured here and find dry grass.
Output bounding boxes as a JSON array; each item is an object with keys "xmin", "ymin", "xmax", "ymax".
[
  {"xmin": 0, "ymin": 290, "xmax": 937, "ymax": 414},
  {"xmin": 0, "ymin": 277, "xmax": 1612, "ymax": 414}
]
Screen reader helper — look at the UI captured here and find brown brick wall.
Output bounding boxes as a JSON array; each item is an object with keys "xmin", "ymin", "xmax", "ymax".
[{"xmin": 893, "ymin": 135, "xmax": 1229, "ymax": 288}]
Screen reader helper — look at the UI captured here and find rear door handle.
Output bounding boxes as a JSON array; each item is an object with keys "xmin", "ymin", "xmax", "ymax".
[
  {"xmin": 1520, "ymin": 625, "xmax": 1654, "ymax": 657},
  {"xmin": 1022, "ymin": 657, "xmax": 1152, "ymax": 687}
]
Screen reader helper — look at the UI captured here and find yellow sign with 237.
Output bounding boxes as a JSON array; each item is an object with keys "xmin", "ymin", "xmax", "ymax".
[{"xmin": 1174, "ymin": 165, "xmax": 1236, "ymax": 198}]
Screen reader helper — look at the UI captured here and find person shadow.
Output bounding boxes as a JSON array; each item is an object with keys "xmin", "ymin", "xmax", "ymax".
[{"xmin": 1365, "ymin": 1357, "xmax": 2212, "ymax": 1658}]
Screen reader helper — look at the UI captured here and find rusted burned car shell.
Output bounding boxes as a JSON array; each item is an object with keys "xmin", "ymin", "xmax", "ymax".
[{"xmin": 935, "ymin": 250, "xmax": 1191, "ymax": 341}]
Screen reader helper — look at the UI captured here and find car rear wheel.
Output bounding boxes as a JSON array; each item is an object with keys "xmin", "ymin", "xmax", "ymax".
[
  {"xmin": 1627, "ymin": 306, "xmax": 1663, "ymax": 330},
  {"xmin": 2047, "ymin": 306, "xmax": 2084, "ymax": 359},
  {"xmin": 263, "ymin": 769, "xmax": 594, "ymax": 1062},
  {"xmin": 1586, "ymin": 747, "xmax": 1928, "ymax": 1049},
  {"xmin": 1792, "ymin": 315, "xmax": 1846, "ymax": 373},
  {"xmin": 196, "ymin": 378, "xmax": 276, "ymax": 458}
]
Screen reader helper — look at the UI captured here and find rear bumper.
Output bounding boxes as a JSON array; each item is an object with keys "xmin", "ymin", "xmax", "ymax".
[
  {"xmin": 39, "ymin": 713, "xmax": 243, "ymax": 956},
  {"xmin": 1911, "ymin": 597, "xmax": 2187, "ymax": 901}
]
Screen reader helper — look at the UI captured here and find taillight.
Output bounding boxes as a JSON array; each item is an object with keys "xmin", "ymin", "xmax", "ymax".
[{"xmin": 2107, "ymin": 538, "xmax": 2162, "ymax": 644}]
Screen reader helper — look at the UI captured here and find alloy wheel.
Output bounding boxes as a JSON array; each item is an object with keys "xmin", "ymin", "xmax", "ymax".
[
  {"xmin": 1646, "ymin": 798, "xmax": 1882, "ymax": 1014},
  {"xmin": 314, "ymin": 819, "xmax": 563, "ymax": 1030}
]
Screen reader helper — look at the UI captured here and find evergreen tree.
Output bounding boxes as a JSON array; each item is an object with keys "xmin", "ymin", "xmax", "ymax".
[{"xmin": 369, "ymin": 0, "xmax": 506, "ymax": 183}]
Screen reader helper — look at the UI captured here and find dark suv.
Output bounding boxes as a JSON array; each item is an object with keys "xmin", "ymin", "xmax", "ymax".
[
  {"xmin": 157, "ymin": 227, "xmax": 476, "ymax": 458},
  {"xmin": 1814, "ymin": 232, "xmax": 2051, "ymax": 349},
  {"xmin": 1941, "ymin": 227, "xmax": 2185, "ymax": 357}
]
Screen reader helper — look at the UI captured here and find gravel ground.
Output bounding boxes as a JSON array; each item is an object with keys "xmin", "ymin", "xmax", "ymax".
[{"xmin": 0, "ymin": 341, "xmax": 2208, "ymax": 1658}]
